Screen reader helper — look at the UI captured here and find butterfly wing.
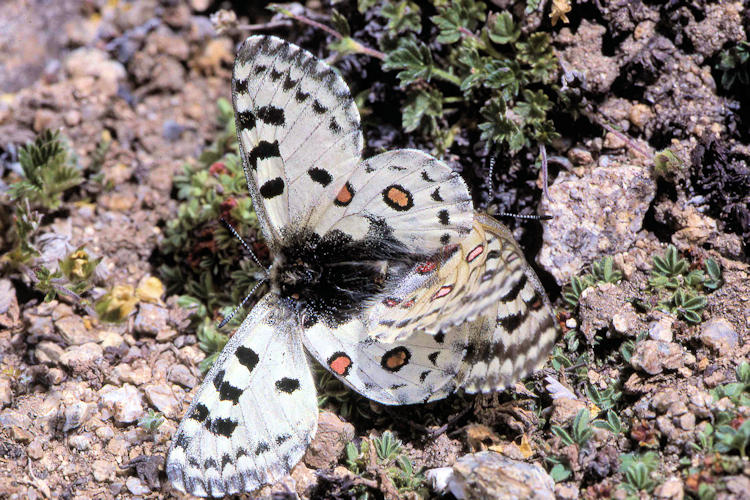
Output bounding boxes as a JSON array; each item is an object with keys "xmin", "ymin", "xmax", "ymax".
[
  {"xmin": 166, "ymin": 295, "xmax": 316, "ymax": 497},
  {"xmin": 456, "ymin": 215, "xmax": 558, "ymax": 392},
  {"xmin": 233, "ymin": 35, "xmax": 363, "ymax": 245},
  {"xmin": 302, "ymin": 318, "xmax": 471, "ymax": 405},
  {"xmin": 313, "ymin": 149, "xmax": 474, "ymax": 250}
]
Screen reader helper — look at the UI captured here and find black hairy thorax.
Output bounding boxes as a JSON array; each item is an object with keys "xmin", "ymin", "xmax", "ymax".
[{"xmin": 270, "ymin": 225, "xmax": 423, "ymax": 329}]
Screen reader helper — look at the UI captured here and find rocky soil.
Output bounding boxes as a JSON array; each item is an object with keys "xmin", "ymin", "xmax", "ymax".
[{"xmin": 0, "ymin": 1, "xmax": 748, "ymax": 499}]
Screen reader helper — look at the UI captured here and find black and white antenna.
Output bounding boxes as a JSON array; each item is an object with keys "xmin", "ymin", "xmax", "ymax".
[{"xmin": 217, "ymin": 218, "xmax": 271, "ymax": 328}]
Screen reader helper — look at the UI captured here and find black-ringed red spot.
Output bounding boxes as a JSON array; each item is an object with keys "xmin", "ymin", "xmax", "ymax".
[
  {"xmin": 416, "ymin": 261, "xmax": 436, "ymax": 274},
  {"xmin": 334, "ymin": 182, "xmax": 354, "ymax": 206},
  {"xmin": 432, "ymin": 285, "xmax": 453, "ymax": 300},
  {"xmin": 382, "ymin": 184, "xmax": 414, "ymax": 211},
  {"xmin": 466, "ymin": 244, "xmax": 484, "ymax": 262},
  {"xmin": 400, "ymin": 299, "xmax": 415, "ymax": 309},
  {"xmin": 327, "ymin": 352, "xmax": 352, "ymax": 376},
  {"xmin": 383, "ymin": 297, "xmax": 401, "ymax": 307},
  {"xmin": 528, "ymin": 294, "xmax": 545, "ymax": 311},
  {"xmin": 381, "ymin": 347, "xmax": 411, "ymax": 372}
]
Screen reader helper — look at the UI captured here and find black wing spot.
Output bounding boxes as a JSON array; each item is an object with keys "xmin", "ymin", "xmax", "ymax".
[
  {"xmin": 269, "ymin": 68, "xmax": 283, "ymax": 81},
  {"xmin": 276, "ymin": 377, "xmax": 301, "ymax": 393},
  {"xmin": 438, "ymin": 209, "xmax": 450, "ymax": 225},
  {"xmin": 255, "ymin": 442, "xmax": 270, "ymax": 455},
  {"xmin": 190, "ymin": 403, "xmax": 209, "ymax": 423},
  {"xmin": 247, "ymin": 140, "xmax": 280, "ymax": 170},
  {"xmin": 329, "ymin": 117, "xmax": 342, "ymax": 134},
  {"xmin": 236, "ymin": 110, "xmax": 256, "ymax": 131},
  {"xmin": 308, "ymin": 167, "xmax": 333, "ymax": 186},
  {"xmin": 204, "ymin": 458, "xmax": 218, "ymax": 470},
  {"xmin": 283, "ymin": 75, "xmax": 298, "ymax": 90},
  {"xmin": 219, "ymin": 381, "xmax": 243, "ymax": 404},
  {"xmin": 259, "ymin": 177, "xmax": 285, "ymax": 199},
  {"xmin": 221, "ymin": 454, "xmax": 233, "ymax": 469},
  {"xmin": 213, "ymin": 369, "xmax": 225, "ymax": 390},
  {"xmin": 434, "ymin": 331, "xmax": 445, "ymax": 344},
  {"xmin": 381, "ymin": 346, "xmax": 411, "ymax": 372},
  {"xmin": 499, "ymin": 311, "xmax": 525, "ymax": 333},
  {"xmin": 431, "ymin": 187, "xmax": 443, "ymax": 202},
  {"xmin": 276, "ymin": 434, "xmax": 291, "ymax": 445},
  {"xmin": 501, "ymin": 275, "xmax": 527, "ymax": 303},
  {"xmin": 212, "ymin": 417, "xmax": 238, "ymax": 437},
  {"xmin": 428, "ymin": 351, "xmax": 440, "ymax": 366},
  {"xmin": 257, "ymin": 105, "xmax": 285, "ymax": 126},
  {"xmin": 312, "ymin": 99, "xmax": 327, "ymax": 114},
  {"xmin": 234, "ymin": 78, "xmax": 249, "ymax": 95},
  {"xmin": 295, "ymin": 88, "xmax": 310, "ymax": 102},
  {"xmin": 421, "ymin": 171, "xmax": 434, "ymax": 182},
  {"xmin": 419, "ymin": 370, "xmax": 431, "ymax": 382},
  {"xmin": 236, "ymin": 346, "xmax": 259, "ymax": 372},
  {"xmin": 440, "ymin": 233, "xmax": 451, "ymax": 245}
]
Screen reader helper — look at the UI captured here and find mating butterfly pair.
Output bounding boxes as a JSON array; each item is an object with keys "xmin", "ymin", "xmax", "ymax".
[{"xmin": 166, "ymin": 35, "xmax": 558, "ymax": 497}]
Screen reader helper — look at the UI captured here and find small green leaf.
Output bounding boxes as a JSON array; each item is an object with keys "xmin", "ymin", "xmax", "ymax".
[
  {"xmin": 383, "ymin": 38, "xmax": 434, "ymax": 85},
  {"xmin": 549, "ymin": 463, "xmax": 571, "ymax": 482},
  {"xmin": 488, "ymin": 12, "xmax": 520, "ymax": 44}
]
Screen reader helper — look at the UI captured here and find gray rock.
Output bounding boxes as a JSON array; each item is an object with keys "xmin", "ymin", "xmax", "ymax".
[
  {"xmin": 56, "ymin": 315, "xmax": 96, "ymax": 345},
  {"xmin": 36, "ymin": 341, "xmax": 64, "ymax": 364},
  {"xmin": 133, "ymin": 302, "xmax": 169, "ymax": 337},
  {"xmin": 539, "ymin": 164, "xmax": 655, "ymax": 285},
  {"xmin": 700, "ymin": 318, "xmax": 738, "ymax": 354},
  {"xmin": 63, "ymin": 401, "xmax": 95, "ymax": 432},
  {"xmin": 143, "ymin": 384, "xmax": 179, "ymax": 418},
  {"xmin": 68, "ymin": 434, "xmax": 92, "ymax": 451},
  {"xmin": 60, "ymin": 342, "xmax": 104, "ymax": 368},
  {"xmin": 167, "ymin": 364, "xmax": 197, "ymax": 388},
  {"xmin": 100, "ymin": 384, "xmax": 144, "ymax": 424},
  {"xmin": 125, "ymin": 476, "xmax": 150, "ymax": 495},
  {"xmin": 303, "ymin": 411, "xmax": 355, "ymax": 469},
  {"xmin": 428, "ymin": 451, "xmax": 555, "ymax": 500},
  {"xmin": 630, "ymin": 340, "xmax": 683, "ymax": 375}
]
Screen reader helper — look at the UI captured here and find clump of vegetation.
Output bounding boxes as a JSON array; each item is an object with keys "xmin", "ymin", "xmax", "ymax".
[
  {"xmin": 562, "ymin": 255, "xmax": 623, "ymax": 309},
  {"xmin": 619, "ymin": 451, "xmax": 660, "ymax": 496},
  {"xmin": 7, "ymin": 129, "xmax": 83, "ymax": 211},
  {"xmin": 2, "ymin": 131, "xmax": 104, "ymax": 311},
  {"xmin": 345, "ymin": 431, "xmax": 427, "ymax": 497},
  {"xmin": 95, "ymin": 284, "xmax": 139, "ymax": 322},
  {"xmin": 648, "ymin": 245, "xmax": 722, "ymax": 324},
  {"xmin": 716, "ymin": 40, "xmax": 749, "ymax": 93},
  {"xmin": 139, "ymin": 409, "xmax": 165, "ymax": 433},
  {"xmin": 273, "ymin": 0, "xmax": 564, "ymax": 156},
  {"xmin": 158, "ymin": 99, "xmax": 261, "ymax": 329}
]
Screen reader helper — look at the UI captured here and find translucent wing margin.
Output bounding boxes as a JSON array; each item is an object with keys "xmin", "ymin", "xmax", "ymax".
[
  {"xmin": 166, "ymin": 295, "xmax": 317, "ymax": 497},
  {"xmin": 232, "ymin": 35, "xmax": 363, "ymax": 244}
]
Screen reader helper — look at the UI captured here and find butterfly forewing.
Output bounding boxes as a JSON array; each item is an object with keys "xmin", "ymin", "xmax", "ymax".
[
  {"xmin": 166, "ymin": 295, "xmax": 317, "ymax": 497},
  {"xmin": 232, "ymin": 35, "xmax": 363, "ymax": 243}
]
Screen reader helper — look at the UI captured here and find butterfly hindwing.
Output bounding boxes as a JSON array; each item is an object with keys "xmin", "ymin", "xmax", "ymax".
[
  {"xmin": 233, "ymin": 35, "xmax": 363, "ymax": 243},
  {"xmin": 302, "ymin": 318, "xmax": 471, "ymax": 405},
  {"xmin": 166, "ymin": 295, "xmax": 317, "ymax": 497}
]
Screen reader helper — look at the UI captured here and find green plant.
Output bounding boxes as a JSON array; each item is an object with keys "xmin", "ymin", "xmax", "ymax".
[
  {"xmin": 139, "ymin": 409, "xmax": 165, "ymax": 432},
  {"xmin": 711, "ymin": 362, "xmax": 750, "ymax": 406},
  {"xmin": 648, "ymin": 245, "xmax": 722, "ymax": 324},
  {"xmin": 7, "ymin": 129, "xmax": 83, "ymax": 210},
  {"xmin": 717, "ymin": 40, "xmax": 750, "ymax": 92},
  {"xmin": 196, "ymin": 318, "xmax": 229, "ymax": 374},
  {"xmin": 619, "ymin": 451, "xmax": 660, "ymax": 495},
  {"xmin": 562, "ymin": 256, "xmax": 623, "ymax": 308},
  {"xmin": 551, "ymin": 408, "xmax": 593, "ymax": 447},
  {"xmin": 548, "ymin": 462, "xmax": 572, "ymax": 482},
  {"xmin": 586, "ymin": 381, "xmax": 622, "ymax": 413},
  {"xmin": 690, "ymin": 423, "xmax": 715, "ymax": 454},
  {"xmin": 592, "ymin": 409, "xmax": 623, "ymax": 435},
  {"xmin": 345, "ymin": 432, "xmax": 427, "ymax": 496},
  {"xmin": 715, "ymin": 419, "xmax": 750, "ymax": 459},
  {"xmin": 276, "ymin": 1, "xmax": 564, "ymax": 155}
]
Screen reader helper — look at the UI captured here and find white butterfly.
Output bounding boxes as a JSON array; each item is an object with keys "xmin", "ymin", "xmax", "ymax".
[{"xmin": 166, "ymin": 35, "xmax": 558, "ymax": 497}]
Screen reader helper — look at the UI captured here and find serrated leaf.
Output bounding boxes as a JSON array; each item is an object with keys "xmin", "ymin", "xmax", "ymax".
[{"xmin": 488, "ymin": 12, "xmax": 519, "ymax": 44}]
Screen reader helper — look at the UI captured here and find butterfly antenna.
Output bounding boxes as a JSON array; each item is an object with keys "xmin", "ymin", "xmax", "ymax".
[
  {"xmin": 218, "ymin": 278, "xmax": 266, "ymax": 329},
  {"xmin": 220, "ymin": 217, "xmax": 270, "ymax": 276},
  {"xmin": 495, "ymin": 212, "xmax": 553, "ymax": 221}
]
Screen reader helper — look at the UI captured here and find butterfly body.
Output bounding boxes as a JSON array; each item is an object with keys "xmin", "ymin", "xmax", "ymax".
[{"xmin": 166, "ymin": 35, "xmax": 558, "ymax": 497}]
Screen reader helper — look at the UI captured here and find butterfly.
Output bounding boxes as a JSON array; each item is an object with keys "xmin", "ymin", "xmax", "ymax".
[{"xmin": 166, "ymin": 35, "xmax": 558, "ymax": 497}]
